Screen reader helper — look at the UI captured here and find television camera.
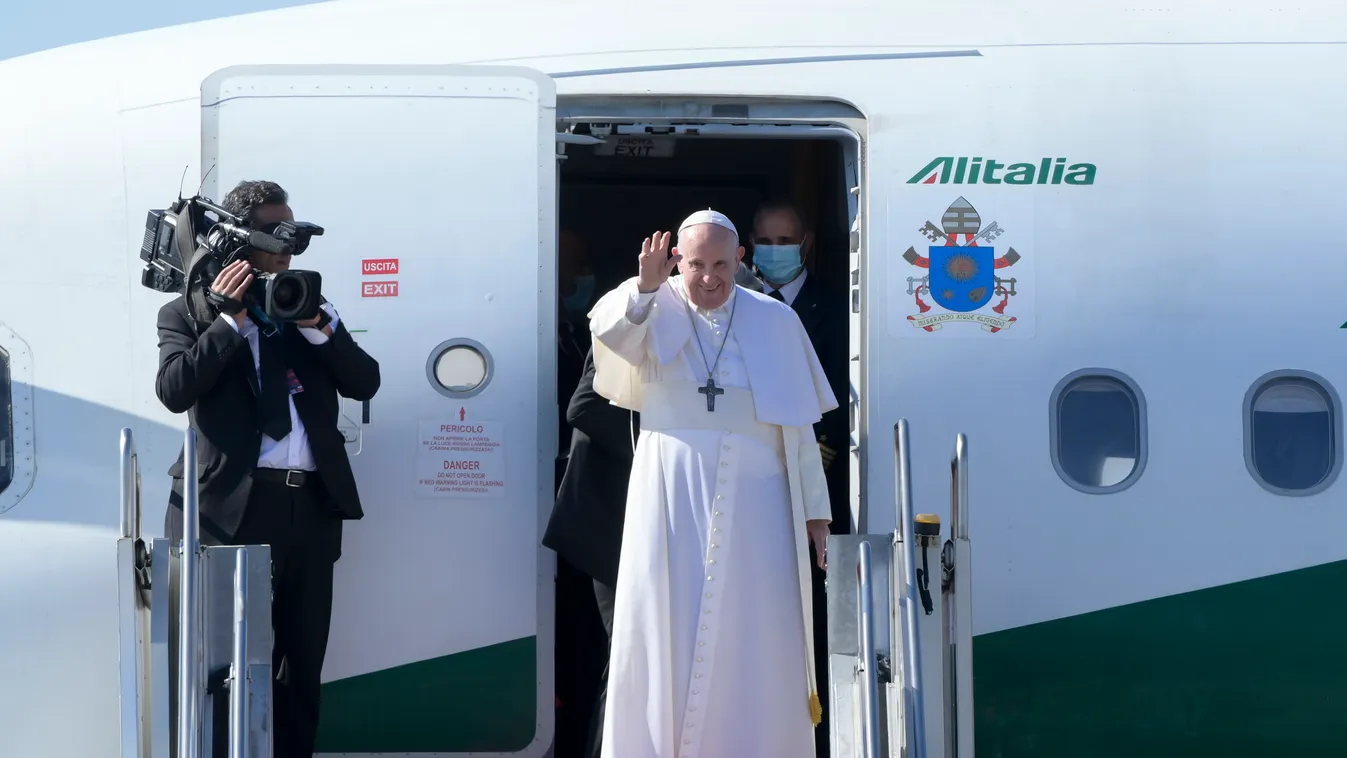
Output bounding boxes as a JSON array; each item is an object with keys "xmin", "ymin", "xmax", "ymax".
[{"xmin": 139, "ymin": 194, "xmax": 326, "ymax": 330}]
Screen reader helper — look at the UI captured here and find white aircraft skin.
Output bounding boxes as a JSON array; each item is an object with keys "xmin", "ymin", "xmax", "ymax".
[{"xmin": 1, "ymin": 1, "xmax": 1346, "ymax": 756}]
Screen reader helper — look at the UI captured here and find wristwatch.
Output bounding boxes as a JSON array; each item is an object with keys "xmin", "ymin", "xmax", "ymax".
[{"xmin": 312, "ymin": 308, "xmax": 333, "ymax": 331}]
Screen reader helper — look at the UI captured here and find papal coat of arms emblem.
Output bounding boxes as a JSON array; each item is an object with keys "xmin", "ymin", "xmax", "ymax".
[{"xmin": 901, "ymin": 197, "xmax": 1021, "ymax": 333}]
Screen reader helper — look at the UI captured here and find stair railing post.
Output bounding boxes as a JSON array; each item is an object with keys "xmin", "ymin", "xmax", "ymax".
[
  {"xmin": 178, "ymin": 428, "xmax": 203, "ymax": 758},
  {"xmin": 951, "ymin": 434, "xmax": 975, "ymax": 758},
  {"xmin": 894, "ymin": 419, "xmax": 927, "ymax": 758},
  {"xmin": 119, "ymin": 428, "xmax": 136, "ymax": 540},
  {"xmin": 857, "ymin": 540, "xmax": 881, "ymax": 758},
  {"xmin": 229, "ymin": 549, "xmax": 249, "ymax": 758}
]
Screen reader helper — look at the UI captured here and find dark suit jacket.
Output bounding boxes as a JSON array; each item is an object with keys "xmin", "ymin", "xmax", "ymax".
[
  {"xmin": 555, "ymin": 318, "xmax": 591, "ymax": 476},
  {"xmin": 155, "ymin": 295, "xmax": 381, "ymax": 543},
  {"xmin": 791, "ymin": 272, "xmax": 852, "ymax": 531},
  {"xmin": 543, "ymin": 347, "xmax": 636, "ymax": 589}
]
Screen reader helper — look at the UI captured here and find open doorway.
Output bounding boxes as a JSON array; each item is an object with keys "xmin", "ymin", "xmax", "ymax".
[{"xmin": 549, "ymin": 119, "xmax": 860, "ymax": 757}]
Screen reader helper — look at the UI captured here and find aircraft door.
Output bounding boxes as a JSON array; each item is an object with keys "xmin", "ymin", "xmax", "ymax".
[{"xmin": 201, "ymin": 64, "xmax": 558, "ymax": 757}]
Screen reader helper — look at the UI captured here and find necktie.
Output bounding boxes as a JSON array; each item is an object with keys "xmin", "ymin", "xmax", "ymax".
[
  {"xmin": 257, "ymin": 326, "xmax": 292, "ymax": 441},
  {"xmin": 768, "ymin": 289, "xmax": 785, "ymax": 302}
]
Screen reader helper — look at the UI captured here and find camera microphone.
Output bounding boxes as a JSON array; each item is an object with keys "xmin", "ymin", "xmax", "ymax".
[{"xmin": 214, "ymin": 222, "xmax": 290, "ymax": 256}]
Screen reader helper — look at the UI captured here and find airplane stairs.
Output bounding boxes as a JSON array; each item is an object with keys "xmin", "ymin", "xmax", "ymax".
[
  {"xmin": 116, "ymin": 427, "xmax": 274, "ymax": 758},
  {"xmin": 113, "ymin": 420, "xmax": 973, "ymax": 757},
  {"xmin": 825, "ymin": 420, "xmax": 976, "ymax": 758}
]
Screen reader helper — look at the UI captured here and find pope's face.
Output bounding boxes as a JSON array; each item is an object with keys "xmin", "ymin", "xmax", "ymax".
[{"xmin": 676, "ymin": 225, "xmax": 744, "ymax": 310}]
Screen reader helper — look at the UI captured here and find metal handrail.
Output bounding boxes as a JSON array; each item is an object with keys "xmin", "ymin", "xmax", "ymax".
[
  {"xmin": 178, "ymin": 428, "xmax": 203, "ymax": 758},
  {"xmin": 953, "ymin": 434, "xmax": 969, "ymax": 541},
  {"xmin": 894, "ymin": 419, "xmax": 927, "ymax": 758},
  {"xmin": 857, "ymin": 540, "xmax": 881, "ymax": 758},
  {"xmin": 943, "ymin": 448, "xmax": 958, "ymax": 757},
  {"xmin": 116, "ymin": 426, "xmax": 146, "ymax": 758},
  {"xmin": 119, "ymin": 428, "xmax": 139, "ymax": 540},
  {"xmin": 949, "ymin": 433, "xmax": 975, "ymax": 758},
  {"xmin": 230, "ymin": 549, "xmax": 250, "ymax": 758}
]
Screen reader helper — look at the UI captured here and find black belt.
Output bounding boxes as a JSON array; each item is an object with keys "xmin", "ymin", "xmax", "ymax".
[{"xmin": 253, "ymin": 468, "xmax": 318, "ymax": 488}]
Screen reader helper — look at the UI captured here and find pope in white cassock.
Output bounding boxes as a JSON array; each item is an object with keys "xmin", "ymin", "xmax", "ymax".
[{"xmin": 590, "ymin": 209, "xmax": 838, "ymax": 758}]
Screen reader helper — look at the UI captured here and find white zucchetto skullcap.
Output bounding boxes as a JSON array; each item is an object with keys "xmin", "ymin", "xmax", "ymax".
[{"xmin": 678, "ymin": 208, "xmax": 738, "ymax": 242}]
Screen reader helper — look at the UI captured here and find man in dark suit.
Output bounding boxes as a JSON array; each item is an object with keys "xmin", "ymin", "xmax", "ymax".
[
  {"xmin": 550, "ymin": 230, "xmax": 600, "ymax": 756},
  {"xmin": 543, "ymin": 346, "xmax": 637, "ymax": 758},
  {"xmin": 556, "ymin": 229, "xmax": 594, "ymax": 480},
  {"xmin": 156, "ymin": 179, "xmax": 380, "ymax": 758},
  {"xmin": 749, "ymin": 199, "xmax": 851, "ymax": 758}
]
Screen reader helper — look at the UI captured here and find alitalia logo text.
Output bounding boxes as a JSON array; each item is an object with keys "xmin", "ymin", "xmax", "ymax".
[{"xmin": 908, "ymin": 157, "xmax": 1097, "ymax": 185}]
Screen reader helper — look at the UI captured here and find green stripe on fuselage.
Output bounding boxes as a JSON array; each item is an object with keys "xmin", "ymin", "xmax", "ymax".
[
  {"xmin": 314, "ymin": 636, "xmax": 537, "ymax": 753},
  {"xmin": 974, "ymin": 560, "xmax": 1347, "ymax": 756}
]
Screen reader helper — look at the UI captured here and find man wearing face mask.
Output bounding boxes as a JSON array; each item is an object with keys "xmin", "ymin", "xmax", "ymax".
[
  {"xmin": 558, "ymin": 229, "xmax": 596, "ymax": 469},
  {"xmin": 750, "ymin": 199, "xmax": 852, "ymax": 758},
  {"xmin": 552, "ymin": 229, "xmax": 607, "ymax": 755},
  {"xmin": 561, "ymin": 230, "xmax": 598, "ymax": 322}
]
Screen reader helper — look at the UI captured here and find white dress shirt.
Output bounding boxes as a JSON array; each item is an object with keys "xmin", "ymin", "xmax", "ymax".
[
  {"xmin": 219, "ymin": 302, "xmax": 340, "ymax": 471},
  {"xmin": 762, "ymin": 268, "xmax": 808, "ymax": 306}
]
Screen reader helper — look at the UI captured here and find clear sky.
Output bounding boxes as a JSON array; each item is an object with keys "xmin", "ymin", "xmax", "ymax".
[{"xmin": 0, "ymin": 0, "xmax": 326, "ymax": 61}]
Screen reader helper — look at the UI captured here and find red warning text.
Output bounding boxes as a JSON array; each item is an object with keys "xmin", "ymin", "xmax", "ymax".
[
  {"xmin": 362, "ymin": 258, "xmax": 399, "ymax": 275},
  {"xmin": 362, "ymin": 281, "xmax": 399, "ymax": 298}
]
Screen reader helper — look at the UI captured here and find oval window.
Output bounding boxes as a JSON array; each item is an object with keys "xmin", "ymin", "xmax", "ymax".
[
  {"xmin": 434, "ymin": 345, "xmax": 488, "ymax": 393},
  {"xmin": 425, "ymin": 338, "xmax": 494, "ymax": 399},
  {"xmin": 1051, "ymin": 371, "xmax": 1147, "ymax": 493},
  {"xmin": 1246, "ymin": 374, "xmax": 1340, "ymax": 495},
  {"xmin": 0, "ymin": 324, "xmax": 35, "ymax": 515},
  {"xmin": 0, "ymin": 346, "xmax": 11, "ymax": 495}
]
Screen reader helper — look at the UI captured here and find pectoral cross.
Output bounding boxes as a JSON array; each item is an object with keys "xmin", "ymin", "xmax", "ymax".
[{"xmin": 698, "ymin": 377, "xmax": 724, "ymax": 412}]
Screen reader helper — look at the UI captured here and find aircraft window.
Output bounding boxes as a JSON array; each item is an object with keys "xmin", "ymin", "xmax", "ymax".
[
  {"xmin": 1244, "ymin": 372, "xmax": 1342, "ymax": 496},
  {"xmin": 1049, "ymin": 370, "xmax": 1147, "ymax": 494},
  {"xmin": 0, "ymin": 346, "xmax": 10, "ymax": 495},
  {"xmin": 427, "ymin": 338, "xmax": 494, "ymax": 399}
]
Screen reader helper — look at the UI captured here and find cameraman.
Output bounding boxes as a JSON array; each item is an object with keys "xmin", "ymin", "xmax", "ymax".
[{"xmin": 155, "ymin": 180, "xmax": 380, "ymax": 758}]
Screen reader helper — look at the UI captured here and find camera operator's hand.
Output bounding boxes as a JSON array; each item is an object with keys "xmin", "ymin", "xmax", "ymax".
[
  {"xmin": 209, "ymin": 260, "xmax": 254, "ymax": 327},
  {"xmin": 296, "ymin": 302, "xmax": 337, "ymax": 338}
]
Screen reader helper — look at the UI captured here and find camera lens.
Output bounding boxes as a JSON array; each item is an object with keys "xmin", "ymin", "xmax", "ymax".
[
  {"xmin": 261, "ymin": 270, "xmax": 319, "ymax": 322},
  {"xmin": 274, "ymin": 277, "xmax": 301, "ymax": 310}
]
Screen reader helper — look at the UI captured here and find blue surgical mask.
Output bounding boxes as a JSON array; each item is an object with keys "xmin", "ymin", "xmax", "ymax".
[
  {"xmin": 564, "ymin": 274, "xmax": 595, "ymax": 314},
  {"xmin": 754, "ymin": 244, "xmax": 803, "ymax": 284}
]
